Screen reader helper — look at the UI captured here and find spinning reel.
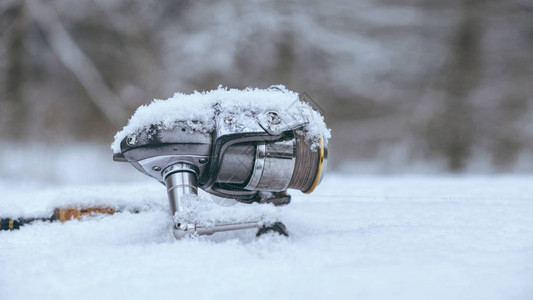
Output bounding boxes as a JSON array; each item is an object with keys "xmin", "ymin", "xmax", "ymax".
[{"xmin": 113, "ymin": 94, "xmax": 328, "ymax": 239}]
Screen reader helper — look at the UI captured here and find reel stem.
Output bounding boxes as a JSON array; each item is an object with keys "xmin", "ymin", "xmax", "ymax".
[{"xmin": 164, "ymin": 163, "xmax": 199, "ymax": 220}]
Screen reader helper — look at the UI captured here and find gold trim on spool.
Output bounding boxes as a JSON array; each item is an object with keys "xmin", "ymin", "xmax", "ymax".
[{"xmin": 304, "ymin": 137, "xmax": 324, "ymax": 194}]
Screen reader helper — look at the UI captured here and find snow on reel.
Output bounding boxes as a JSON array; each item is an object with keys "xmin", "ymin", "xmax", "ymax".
[{"xmin": 112, "ymin": 87, "xmax": 330, "ymax": 239}]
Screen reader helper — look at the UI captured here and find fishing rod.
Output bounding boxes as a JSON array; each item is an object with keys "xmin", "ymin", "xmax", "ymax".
[{"xmin": 0, "ymin": 207, "xmax": 117, "ymax": 231}]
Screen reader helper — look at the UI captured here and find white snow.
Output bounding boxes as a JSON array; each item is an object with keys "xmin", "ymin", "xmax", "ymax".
[
  {"xmin": 1, "ymin": 174, "xmax": 532, "ymax": 299},
  {"xmin": 173, "ymin": 194, "xmax": 281, "ymax": 227},
  {"xmin": 111, "ymin": 86, "xmax": 331, "ymax": 153}
]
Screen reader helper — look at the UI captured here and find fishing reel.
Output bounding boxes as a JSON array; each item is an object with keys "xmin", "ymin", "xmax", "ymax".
[{"xmin": 113, "ymin": 98, "xmax": 328, "ymax": 239}]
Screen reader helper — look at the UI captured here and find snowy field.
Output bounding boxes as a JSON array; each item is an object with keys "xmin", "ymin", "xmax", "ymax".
[{"xmin": 1, "ymin": 172, "xmax": 532, "ymax": 299}]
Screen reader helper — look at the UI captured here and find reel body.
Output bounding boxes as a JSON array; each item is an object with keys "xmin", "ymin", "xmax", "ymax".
[{"xmin": 113, "ymin": 103, "xmax": 327, "ymax": 238}]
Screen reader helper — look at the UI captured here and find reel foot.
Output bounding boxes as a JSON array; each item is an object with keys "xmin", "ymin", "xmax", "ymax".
[{"xmin": 256, "ymin": 222, "xmax": 289, "ymax": 237}]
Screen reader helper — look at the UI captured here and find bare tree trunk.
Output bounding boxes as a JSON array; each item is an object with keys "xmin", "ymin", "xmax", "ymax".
[
  {"xmin": 274, "ymin": 31, "xmax": 295, "ymax": 88},
  {"xmin": 432, "ymin": 0, "xmax": 482, "ymax": 171},
  {"xmin": 4, "ymin": 1, "xmax": 27, "ymax": 139}
]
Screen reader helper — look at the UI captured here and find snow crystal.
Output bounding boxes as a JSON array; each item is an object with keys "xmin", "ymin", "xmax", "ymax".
[
  {"xmin": 2, "ymin": 175, "xmax": 533, "ymax": 299},
  {"xmin": 0, "ymin": 182, "xmax": 167, "ymax": 219},
  {"xmin": 174, "ymin": 194, "xmax": 280, "ymax": 227},
  {"xmin": 111, "ymin": 86, "xmax": 331, "ymax": 153}
]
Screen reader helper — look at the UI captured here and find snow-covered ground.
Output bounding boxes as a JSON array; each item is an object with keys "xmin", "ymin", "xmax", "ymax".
[{"xmin": 1, "ymin": 174, "xmax": 532, "ymax": 299}]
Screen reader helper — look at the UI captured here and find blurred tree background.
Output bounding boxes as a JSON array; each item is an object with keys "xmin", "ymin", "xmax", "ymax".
[{"xmin": 1, "ymin": 0, "xmax": 533, "ymax": 173}]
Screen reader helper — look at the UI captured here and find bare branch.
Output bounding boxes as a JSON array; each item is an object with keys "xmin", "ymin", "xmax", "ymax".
[{"xmin": 25, "ymin": 0, "xmax": 128, "ymax": 127}]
